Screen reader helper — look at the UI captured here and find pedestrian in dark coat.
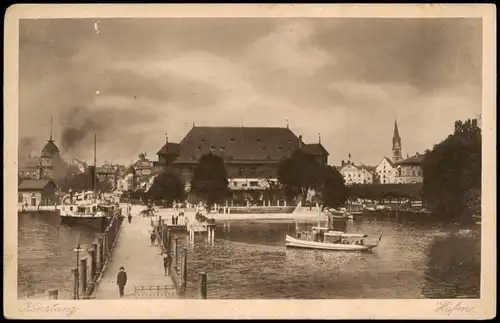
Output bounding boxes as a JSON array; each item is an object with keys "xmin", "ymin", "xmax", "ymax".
[
  {"xmin": 163, "ymin": 253, "xmax": 172, "ymax": 276},
  {"xmin": 116, "ymin": 267, "xmax": 127, "ymax": 298}
]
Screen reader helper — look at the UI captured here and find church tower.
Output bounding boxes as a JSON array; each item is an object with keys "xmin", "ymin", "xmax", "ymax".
[
  {"xmin": 392, "ymin": 120, "xmax": 402, "ymax": 163},
  {"xmin": 40, "ymin": 116, "xmax": 60, "ymax": 179}
]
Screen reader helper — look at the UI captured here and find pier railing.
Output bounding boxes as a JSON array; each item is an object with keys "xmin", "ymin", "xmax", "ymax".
[
  {"xmin": 75, "ymin": 214, "xmax": 124, "ymax": 299},
  {"xmin": 149, "ymin": 216, "xmax": 209, "ymax": 298}
]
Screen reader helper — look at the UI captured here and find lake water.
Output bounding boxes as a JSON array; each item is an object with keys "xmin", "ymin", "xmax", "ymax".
[{"xmin": 18, "ymin": 212, "xmax": 480, "ymax": 299}]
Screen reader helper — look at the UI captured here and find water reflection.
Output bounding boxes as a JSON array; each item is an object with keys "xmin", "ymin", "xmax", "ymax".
[
  {"xmin": 18, "ymin": 212, "xmax": 97, "ymax": 297},
  {"xmin": 422, "ymin": 232, "xmax": 481, "ymax": 298},
  {"xmin": 184, "ymin": 215, "xmax": 480, "ymax": 299},
  {"xmin": 18, "ymin": 211, "xmax": 480, "ymax": 299}
]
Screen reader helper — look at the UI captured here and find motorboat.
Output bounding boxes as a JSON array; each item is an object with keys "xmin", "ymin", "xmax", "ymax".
[
  {"xmin": 285, "ymin": 231, "xmax": 382, "ymax": 251},
  {"xmin": 286, "ymin": 213, "xmax": 383, "ymax": 251}
]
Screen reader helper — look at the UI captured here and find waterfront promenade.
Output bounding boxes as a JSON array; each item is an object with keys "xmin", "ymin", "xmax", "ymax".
[{"xmin": 93, "ymin": 208, "xmax": 177, "ymax": 299}]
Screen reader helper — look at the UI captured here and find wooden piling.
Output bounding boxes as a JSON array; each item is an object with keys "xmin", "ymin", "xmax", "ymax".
[
  {"xmin": 175, "ymin": 237, "xmax": 180, "ymax": 272},
  {"xmin": 199, "ymin": 272, "xmax": 207, "ymax": 299},
  {"xmin": 79, "ymin": 258, "xmax": 87, "ymax": 297},
  {"xmin": 96, "ymin": 236, "xmax": 103, "ymax": 272},
  {"xmin": 48, "ymin": 289, "xmax": 58, "ymax": 300},
  {"xmin": 72, "ymin": 268, "xmax": 78, "ymax": 300},
  {"xmin": 182, "ymin": 247, "xmax": 188, "ymax": 292},
  {"xmin": 89, "ymin": 247, "xmax": 96, "ymax": 281}
]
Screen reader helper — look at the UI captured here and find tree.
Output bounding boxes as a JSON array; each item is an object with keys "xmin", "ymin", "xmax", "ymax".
[
  {"xmin": 277, "ymin": 150, "xmax": 323, "ymax": 201},
  {"xmin": 318, "ymin": 165, "xmax": 348, "ymax": 209},
  {"xmin": 421, "ymin": 119, "xmax": 481, "ymax": 222},
  {"xmin": 190, "ymin": 152, "xmax": 230, "ymax": 210},
  {"xmin": 146, "ymin": 172, "xmax": 186, "ymax": 205}
]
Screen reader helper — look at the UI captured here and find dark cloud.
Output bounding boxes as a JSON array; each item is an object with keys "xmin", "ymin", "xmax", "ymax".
[{"xmin": 18, "ymin": 18, "xmax": 482, "ymax": 166}]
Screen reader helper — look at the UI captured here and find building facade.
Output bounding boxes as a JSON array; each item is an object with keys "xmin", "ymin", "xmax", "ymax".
[
  {"xmin": 18, "ymin": 179, "xmax": 58, "ymax": 206},
  {"xmin": 96, "ymin": 163, "xmax": 119, "ymax": 190},
  {"xmin": 375, "ymin": 157, "xmax": 398, "ymax": 184},
  {"xmin": 156, "ymin": 126, "xmax": 329, "ymax": 201},
  {"xmin": 340, "ymin": 161, "xmax": 374, "ymax": 185},
  {"xmin": 394, "ymin": 153, "xmax": 424, "ymax": 184}
]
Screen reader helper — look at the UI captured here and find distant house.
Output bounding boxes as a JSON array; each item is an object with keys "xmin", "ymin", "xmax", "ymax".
[
  {"xmin": 395, "ymin": 153, "xmax": 425, "ymax": 184},
  {"xmin": 18, "ymin": 179, "xmax": 58, "ymax": 206},
  {"xmin": 340, "ymin": 161, "xmax": 374, "ymax": 185},
  {"xmin": 96, "ymin": 163, "xmax": 119, "ymax": 190},
  {"xmin": 375, "ymin": 157, "xmax": 398, "ymax": 184}
]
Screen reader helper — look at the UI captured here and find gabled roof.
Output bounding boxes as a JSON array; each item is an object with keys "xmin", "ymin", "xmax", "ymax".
[
  {"xmin": 18, "ymin": 179, "xmax": 56, "ymax": 191},
  {"xmin": 395, "ymin": 154, "xmax": 425, "ymax": 166},
  {"xmin": 377, "ymin": 156, "xmax": 395, "ymax": 168},
  {"xmin": 301, "ymin": 143, "xmax": 329, "ymax": 156},
  {"xmin": 172, "ymin": 126, "xmax": 302, "ymax": 164},
  {"xmin": 157, "ymin": 142, "xmax": 181, "ymax": 156}
]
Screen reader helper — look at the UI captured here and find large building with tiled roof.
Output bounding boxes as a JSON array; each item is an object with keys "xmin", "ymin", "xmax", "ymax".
[{"xmin": 157, "ymin": 125, "xmax": 329, "ymax": 193}]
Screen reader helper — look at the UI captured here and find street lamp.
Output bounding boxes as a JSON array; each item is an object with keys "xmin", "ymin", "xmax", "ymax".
[{"xmin": 73, "ymin": 235, "xmax": 83, "ymax": 300}]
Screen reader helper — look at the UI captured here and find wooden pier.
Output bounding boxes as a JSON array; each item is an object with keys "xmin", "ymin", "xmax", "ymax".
[{"xmin": 29, "ymin": 205, "xmax": 212, "ymax": 300}]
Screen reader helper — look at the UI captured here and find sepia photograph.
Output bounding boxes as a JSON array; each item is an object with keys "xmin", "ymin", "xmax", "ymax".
[{"xmin": 4, "ymin": 4, "xmax": 496, "ymax": 320}]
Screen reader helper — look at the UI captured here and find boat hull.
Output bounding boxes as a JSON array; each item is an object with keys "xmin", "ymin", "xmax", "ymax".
[
  {"xmin": 60, "ymin": 215, "xmax": 109, "ymax": 232},
  {"xmin": 285, "ymin": 235, "xmax": 376, "ymax": 251}
]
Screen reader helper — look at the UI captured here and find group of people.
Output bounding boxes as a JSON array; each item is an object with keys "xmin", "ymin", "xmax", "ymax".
[{"xmin": 171, "ymin": 212, "xmax": 186, "ymax": 225}]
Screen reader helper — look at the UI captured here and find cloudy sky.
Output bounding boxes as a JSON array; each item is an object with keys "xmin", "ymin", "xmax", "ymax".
[{"xmin": 19, "ymin": 18, "xmax": 482, "ymax": 166}]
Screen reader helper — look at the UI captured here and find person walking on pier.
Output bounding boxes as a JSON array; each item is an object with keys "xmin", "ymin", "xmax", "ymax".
[
  {"xmin": 116, "ymin": 267, "xmax": 128, "ymax": 298},
  {"xmin": 150, "ymin": 231, "xmax": 156, "ymax": 246},
  {"xmin": 163, "ymin": 252, "xmax": 172, "ymax": 276}
]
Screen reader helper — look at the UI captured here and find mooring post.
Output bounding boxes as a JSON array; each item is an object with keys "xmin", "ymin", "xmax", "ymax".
[
  {"xmin": 199, "ymin": 272, "xmax": 207, "ymax": 299},
  {"xmin": 102, "ymin": 234, "xmax": 108, "ymax": 262},
  {"xmin": 79, "ymin": 258, "xmax": 87, "ymax": 298},
  {"xmin": 97, "ymin": 236, "xmax": 104, "ymax": 271},
  {"xmin": 47, "ymin": 289, "xmax": 58, "ymax": 300},
  {"xmin": 182, "ymin": 247, "xmax": 188, "ymax": 292},
  {"xmin": 72, "ymin": 268, "xmax": 78, "ymax": 300},
  {"xmin": 174, "ymin": 237, "xmax": 179, "ymax": 271},
  {"xmin": 89, "ymin": 247, "xmax": 96, "ymax": 281}
]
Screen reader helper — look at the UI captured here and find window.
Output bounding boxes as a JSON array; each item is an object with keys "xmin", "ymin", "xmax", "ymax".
[
  {"xmin": 250, "ymin": 181, "xmax": 259, "ymax": 187},
  {"xmin": 18, "ymin": 193, "xmax": 23, "ymax": 203},
  {"xmin": 239, "ymin": 167, "xmax": 244, "ymax": 176},
  {"xmin": 251, "ymin": 167, "xmax": 256, "ymax": 174}
]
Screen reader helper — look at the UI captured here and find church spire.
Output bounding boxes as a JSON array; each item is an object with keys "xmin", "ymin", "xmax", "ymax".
[
  {"xmin": 49, "ymin": 116, "xmax": 53, "ymax": 142},
  {"xmin": 392, "ymin": 119, "xmax": 402, "ymax": 163},
  {"xmin": 393, "ymin": 120, "xmax": 400, "ymax": 140}
]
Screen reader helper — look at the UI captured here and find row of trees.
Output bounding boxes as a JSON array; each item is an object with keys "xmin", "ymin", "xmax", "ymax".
[
  {"xmin": 421, "ymin": 119, "xmax": 481, "ymax": 222},
  {"xmin": 145, "ymin": 150, "xmax": 348, "ymax": 210},
  {"xmin": 143, "ymin": 117, "xmax": 482, "ymax": 222}
]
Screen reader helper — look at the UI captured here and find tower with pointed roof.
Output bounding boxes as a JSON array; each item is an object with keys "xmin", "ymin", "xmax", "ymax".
[
  {"xmin": 40, "ymin": 117, "xmax": 61, "ymax": 179},
  {"xmin": 392, "ymin": 120, "xmax": 402, "ymax": 163}
]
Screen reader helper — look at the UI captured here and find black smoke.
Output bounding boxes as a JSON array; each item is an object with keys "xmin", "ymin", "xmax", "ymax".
[{"xmin": 60, "ymin": 106, "xmax": 104, "ymax": 153}]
